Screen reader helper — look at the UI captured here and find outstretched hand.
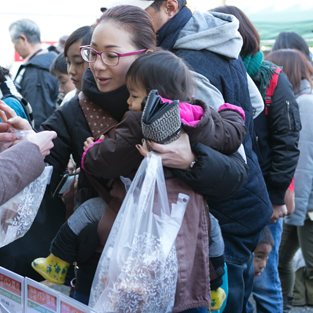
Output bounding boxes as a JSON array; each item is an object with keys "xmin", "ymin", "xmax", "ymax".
[
  {"xmin": 136, "ymin": 129, "xmax": 196, "ymax": 171},
  {"xmin": 0, "ymin": 101, "xmax": 32, "ymax": 131},
  {"xmin": 26, "ymin": 131, "xmax": 57, "ymax": 158},
  {"xmin": 0, "ymin": 123, "xmax": 17, "ymax": 142}
]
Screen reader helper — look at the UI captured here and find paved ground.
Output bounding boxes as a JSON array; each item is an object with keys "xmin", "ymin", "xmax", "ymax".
[
  {"xmin": 40, "ymin": 280, "xmax": 71, "ymax": 296},
  {"xmin": 249, "ymin": 295, "xmax": 313, "ymax": 313}
]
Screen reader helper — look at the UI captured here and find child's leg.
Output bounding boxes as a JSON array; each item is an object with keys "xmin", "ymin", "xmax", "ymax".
[
  {"xmin": 209, "ymin": 213, "xmax": 225, "ymax": 258},
  {"xmin": 209, "ymin": 213, "xmax": 225, "ymax": 290},
  {"xmin": 209, "ymin": 213, "xmax": 227, "ymax": 312},
  {"xmin": 68, "ymin": 197, "xmax": 107, "ymax": 235},
  {"xmin": 51, "ymin": 197, "xmax": 107, "ymax": 262},
  {"xmin": 32, "ymin": 197, "xmax": 107, "ymax": 284}
]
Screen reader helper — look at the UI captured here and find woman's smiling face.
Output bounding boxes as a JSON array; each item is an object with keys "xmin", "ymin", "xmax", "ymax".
[{"xmin": 89, "ymin": 21, "xmax": 141, "ymax": 93}]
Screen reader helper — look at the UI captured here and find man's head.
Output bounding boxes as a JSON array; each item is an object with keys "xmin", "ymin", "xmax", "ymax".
[
  {"xmin": 9, "ymin": 19, "xmax": 41, "ymax": 59},
  {"xmin": 253, "ymin": 227, "xmax": 274, "ymax": 277},
  {"xmin": 101, "ymin": 0, "xmax": 186, "ymax": 32}
]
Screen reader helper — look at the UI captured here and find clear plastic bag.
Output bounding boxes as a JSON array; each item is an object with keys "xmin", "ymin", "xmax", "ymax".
[
  {"xmin": 0, "ymin": 165, "xmax": 53, "ymax": 247},
  {"xmin": 0, "ymin": 130, "xmax": 31, "ymax": 153},
  {"xmin": 89, "ymin": 153, "xmax": 189, "ymax": 313}
]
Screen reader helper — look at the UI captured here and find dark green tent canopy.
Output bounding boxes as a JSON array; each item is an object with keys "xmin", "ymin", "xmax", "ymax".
[{"xmin": 244, "ymin": 5, "xmax": 313, "ymax": 45}]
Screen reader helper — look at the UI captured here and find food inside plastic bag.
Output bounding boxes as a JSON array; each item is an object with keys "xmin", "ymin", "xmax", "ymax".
[
  {"xmin": 89, "ymin": 153, "xmax": 189, "ymax": 313},
  {"xmin": 0, "ymin": 165, "xmax": 53, "ymax": 247}
]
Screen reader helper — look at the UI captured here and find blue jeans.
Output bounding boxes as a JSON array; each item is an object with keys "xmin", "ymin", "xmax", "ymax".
[
  {"xmin": 250, "ymin": 219, "xmax": 283, "ymax": 313},
  {"xmin": 224, "ymin": 255, "xmax": 254, "ymax": 313},
  {"xmin": 180, "ymin": 308, "xmax": 207, "ymax": 313},
  {"xmin": 73, "ymin": 291, "xmax": 89, "ymax": 305}
]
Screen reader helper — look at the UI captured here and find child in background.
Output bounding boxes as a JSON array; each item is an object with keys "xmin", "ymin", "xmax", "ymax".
[
  {"xmin": 60, "ymin": 26, "xmax": 93, "ymax": 172},
  {"xmin": 32, "ymin": 50, "xmax": 247, "ymax": 311},
  {"xmin": 254, "ymin": 226, "xmax": 274, "ymax": 277},
  {"xmin": 50, "ymin": 54, "xmax": 75, "ymax": 107},
  {"xmin": 59, "ymin": 26, "xmax": 92, "ymax": 107}
]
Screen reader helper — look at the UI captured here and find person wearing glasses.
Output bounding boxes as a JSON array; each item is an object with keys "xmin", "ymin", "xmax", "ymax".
[{"xmin": 1, "ymin": 6, "xmax": 248, "ymax": 312}]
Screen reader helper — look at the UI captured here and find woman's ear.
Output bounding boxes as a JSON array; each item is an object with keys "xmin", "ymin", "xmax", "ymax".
[{"xmin": 146, "ymin": 49, "xmax": 154, "ymax": 54}]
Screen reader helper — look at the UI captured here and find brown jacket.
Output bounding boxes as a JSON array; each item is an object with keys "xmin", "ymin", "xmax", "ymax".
[
  {"xmin": 81, "ymin": 98, "xmax": 245, "ymax": 310},
  {"xmin": 0, "ymin": 141, "xmax": 45, "ymax": 206},
  {"xmin": 82, "ymin": 100, "xmax": 246, "ymax": 180}
]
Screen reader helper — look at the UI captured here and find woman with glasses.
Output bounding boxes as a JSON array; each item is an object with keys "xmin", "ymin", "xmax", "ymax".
[
  {"xmin": 1, "ymin": 5, "xmax": 248, "ymax": 312},
  {"xmin": 35, "ymin": 5, "xmax": 156, "ymax": 304}
]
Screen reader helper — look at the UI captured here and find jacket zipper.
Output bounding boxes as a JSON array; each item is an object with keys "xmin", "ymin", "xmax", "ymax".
[{"xmin": 286, "ymin": 101, "xmax": 291, "ymax": 130}]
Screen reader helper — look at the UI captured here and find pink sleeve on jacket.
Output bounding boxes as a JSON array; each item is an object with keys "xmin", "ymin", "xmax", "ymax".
[
  {"xmin": 81, "ymin": 138, "xmax": 104, "ymax": 174},
  {"xmin": 179, "ymin": 102, "xmax": 204, "ymax": 126},
  {"xmin": 159, "ymin": 96, "xmax": 204, "ymax": 126},
  {"xmin": 218, "ymin": 103, "xmax": 245, "ymax": 122}
]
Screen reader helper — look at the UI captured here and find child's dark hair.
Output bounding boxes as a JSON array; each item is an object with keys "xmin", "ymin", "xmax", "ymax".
[
  {"xmin": 50, "ymin": 53, "xmax": 68, "ymax": 76},
  {"xmin": 64, "ymin": 25, "xmax": 92, "ymax": 58},
  {"xmin": 126, "ymin": 50, "xmax": 195, "ymax": 102},
  {"xmin": 258, "ymin": 226, "xmax": 274, "ymax": 248}
]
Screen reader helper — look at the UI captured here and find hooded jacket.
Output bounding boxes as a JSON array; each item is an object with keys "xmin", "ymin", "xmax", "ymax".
[
  {"xmin": 176, "ymin": 11, "xmax": 264, "ymax": 118},
  {"xmin": 174, "ymin": 11, "xmax": 242, "ymax": 59},
  {"xmin": 14, "ymin": 51, "xmax": 59, "ymax": 129},
  {"xmin": 157, "ymin": 8, "xmax": 272, "ymax": 259},
  {"xmin": 285, "ymin": 79, "xmax": 313, "ymax": 226}
]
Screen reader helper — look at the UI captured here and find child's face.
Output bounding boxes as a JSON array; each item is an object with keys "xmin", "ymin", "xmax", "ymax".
[
  {"xmin": 54, "ymin": 70, "xmax": 75, "ymax": 96},
  {"xmin": 253, "ymin": 243, "xmax": 272, "ymax": 277},
  {"xmin": 127, "ymin": 84, "xmax": 147, "ymax": 111},
  {"xmin": 66, "ymin": 40, "xmax": 89, "ymax": 91}
]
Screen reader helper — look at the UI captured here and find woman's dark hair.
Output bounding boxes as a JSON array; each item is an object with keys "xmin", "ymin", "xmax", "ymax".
[
  {"xmin": 265, "ymin": 49, "xmax": 313, "ymax": 93},
  {"xmin": 50, "ymin": 53, "xmax": 68, "ymax": 75},
  {"xmin": 95, "ymin": 5, "xmax": 156, "ymax": 51},
  {"xmin": 258, "ymin": 227, "xmax": 274, "ymax": 248},
  {"xmin": 64, "ymin": 26, "xmax": 92, "ymax": 58},
  {"xmin": 272, "ymin": 32, "xmax": 311, "ymax": 61},
  {"xmin": 126, "ymin": 50, "xmax": 194, "ymax": 102},
  {"xmin": 211, "ymin": 5, "xmax": 260, "ymax": 56}
]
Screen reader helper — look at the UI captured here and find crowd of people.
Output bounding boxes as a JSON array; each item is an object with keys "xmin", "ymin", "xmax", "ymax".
[{"xmin": 0, "ymin": 1, "xmax": 312, "ymax": 312}]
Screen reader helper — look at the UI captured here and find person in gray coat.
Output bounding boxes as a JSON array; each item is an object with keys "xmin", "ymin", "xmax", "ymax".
[{"xmin": 0, "ymin": 104, "xmax": 57, "ymax": 205}]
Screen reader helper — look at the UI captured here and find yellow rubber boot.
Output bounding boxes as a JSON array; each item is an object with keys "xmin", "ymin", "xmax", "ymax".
[
  {"xmin": 31, "ymin": 254, "xmax": 70, "ymax": 285},
  {"xmin": 210, "ymin": 287, "xmax": 226, "ymax": 311}
]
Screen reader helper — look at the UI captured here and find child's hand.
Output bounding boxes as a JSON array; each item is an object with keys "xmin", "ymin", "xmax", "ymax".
[{"xmin": 83, "ymin": 137, "xmax": 94, "ymax": 151}]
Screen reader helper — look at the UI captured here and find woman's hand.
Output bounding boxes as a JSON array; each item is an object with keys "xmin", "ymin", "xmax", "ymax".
[
  {"xmin": 136, "ymin": 129, "xmax": 196, "ymax": 170},
  {"xmin": 0, "ymin": 123, "xmax": 17, "ymax": 142},
  {"xmin": 0, "ymin": 101, "xmax": 32, "ymax": 131},
  {"xmin": 26, "ymin": 131, "xmax": 57, "ymax": 158}
]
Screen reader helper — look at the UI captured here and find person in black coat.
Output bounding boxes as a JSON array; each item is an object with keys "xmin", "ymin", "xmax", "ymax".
[
  {"xmin": 211, "ymin": 6, "xmax": 301, "ymax": 313},
  {"xmin": 9, "ymin": 18, "xmax": 59, "ymax": 130}
]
